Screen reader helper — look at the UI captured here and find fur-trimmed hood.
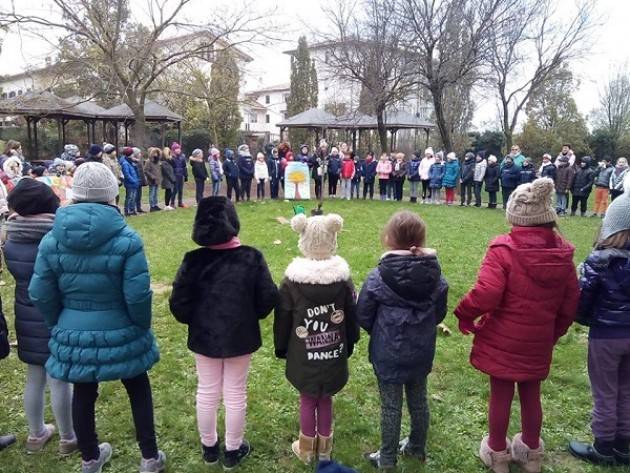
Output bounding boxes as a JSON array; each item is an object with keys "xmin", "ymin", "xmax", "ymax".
[{"xmin": 284, "ymin": 255, "xmax": 350, "ymax": 284}]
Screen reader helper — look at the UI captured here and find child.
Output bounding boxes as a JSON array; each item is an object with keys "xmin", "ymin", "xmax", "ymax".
[
  {"xmin": 170, "ymin": 197, "xmax": 278, "ymax": 469},
  {"xmin": 254, "ymin": 152, "xmax": 269, "ymax": 200},
  {"xmin": 4, "ymin": 180, "xmax": 77, "ymax": 455},
  {"xmin": 610, "ymin": 157, "xmax": 629, "ymax": 201},
  {"xmin": 362, "ymin": 152, "xmax": 377, "ymax": 200},
  {"xmin": 473, "ymin": 153, "xmax": 487, "ymax": 208},
  {"xmin": 237, "ymin": 145, "xmax": 255, "ymax": 202},
  {"xmin": 132, "ymin": 148, "xmax": 148, "ymax": 213},
  {"xmin": 407, "ymin": 152, "xmax": 422, "ymax": 203},
  {"xmin": 327, "ymin": 148, "xmax": 342, "ymax": 198},
  {"xmin": 171, "ymin": 142, "xmax": 188, "ymax": 208},
  {"xmin": 144, "ymin": 147, "xmax": 163, "ymax": 212},
  {"xmin": 161, "ymin": 147, "xmax": 176, "ymax": 210},
  {"xmin": 484, "ymin": 155, "xmax": 500, "ymax": 209},
  {"xmin": 340, "ymin": 151, "xmax": 356, "ymax": 200},
  {"xmin": 442, "ymin": 152, "xmax": 460, "ymax": 205},
  {"xmin": 455, "ymin": 178, "xmax": 579, "ymax": 473},
  {"xmin": 519, "ymin": 158, "xmax": 536, "ymax": 185},
  {"xmin": 460, "ymin": 152, "xmax": 475, "ymax": 206},
  {"xmin": 554, "ymin": 155, "xmax": 574, "ymax": 215},
  {"xmin": 190, "ymin": 148, "xmax": 208, "ymax": 205},
  {"xmin": 357, "ymin": 211, "xmax": 448, "ymax": 470},
  {"xmin": 274, "ymin": 212, "xmax": 359, "ymax": 464},
  {"xmin": 223, "ymin": 148, "xmax": 240, "ymax": 202},
  {"xmin": 571, "ymin": 156, "xmax": 594, "ymax": 217},
  {"xmin": 391, "ymin": 153, "xmax": 408, "ymax": 202},
  {"xmin": 376, "ymin": 153, "xmax": 392, "ymax": 201},
  {"xmin": 569, "ymin": 177, "xmax": 630, "ymax": 465},
  {"xmin": 593, "ymin": 158, "xmax": 613, "ymax": 218},
  {"xmin": 419, "ymin": 148, "xmax": 435, "ymax": 203},
  {"xmin": 428, "ymin": 155, "xmax": 445, "ymax": 204},
  {"xmin": 28, "ymin": 162, "xmax": 165, "ymax": 473},
  {"xmin": 119, "ymin": 147, "xmax": 139, "ymax": 216},
  {"xmin": 208, "ymin": 148, "xmax": 223, "ymax": 197},
  {"xmin": 351, "ymin": 153, "xmax": 363, "ymax": 200}
]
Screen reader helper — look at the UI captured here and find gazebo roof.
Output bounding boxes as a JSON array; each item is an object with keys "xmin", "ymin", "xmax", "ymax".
[
  {"xmin": 384, "ymin": 110, "xmax": 434, "ymax": 129},
  {"xmin": 277, "ymin": 107, "xmax": 337, "ymax": 128},
  {"xmin": 0, "ymin": 91, "xmax": 96, "ymax": 119},
  {"xmin": 102, "ymin": 100, "xmax": 183, "ymax": 122},
  {"xmin": 335, "ymin": 112, "xmax": 377, "ymax": 129},
  {"xmin": 64, "ymin": 96, "xmax": 108, "ymax": 117}
]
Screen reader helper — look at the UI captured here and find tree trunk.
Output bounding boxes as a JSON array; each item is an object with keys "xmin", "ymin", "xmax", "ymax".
[
  {"xmin": 127, "ymin": 94, "xmax": 147, "ymax": 148},
  {"xmin": 501, "ymin": 98, "xmax": 512, "ymax": 155},
  {"xmin": 429, "ymin": 85, "xmax": 452, "ymax": 152},
  {"xmin": 376, "ymin": 106, "xmax": 388, "ymax": 152}
]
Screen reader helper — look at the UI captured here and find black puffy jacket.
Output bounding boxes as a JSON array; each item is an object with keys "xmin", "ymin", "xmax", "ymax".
[
  {"xmin": 461, "ymin": 157, "xmax": 475, "ymax": 184},
  {"xmin": 170, "ymin": 246, "xmax": 278, "ymax": 358},
  {"xmin": 577, "ymin": 248, "xmax": 630, "ymax": 331},
  {"xmin": 3, "ymin": 217, "xmax": 55, "ymax": 365},
  {"xmin": 484, "ymin": 163, "xmax": 500, "ymax": 192},
  {"xmin": 572, "ymin": 165, "xmax": 595, "ymax": 196},
  {"xmin": 357, "ymin": 253, "xmax": 448, "ymax": 383}
]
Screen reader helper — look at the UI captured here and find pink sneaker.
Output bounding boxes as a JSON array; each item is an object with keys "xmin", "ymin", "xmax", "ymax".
[{"xmin": 26, "ymin": 424, "xmax": 56, "ymax": 453}]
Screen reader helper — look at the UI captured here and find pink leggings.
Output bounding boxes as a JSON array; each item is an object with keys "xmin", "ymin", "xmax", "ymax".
[
  {"xmin": 488, "ymin": 377, "xmax": 542, "ymax": 451},
  {"xmin": 195, "ymin": 353, "xmax": 251, "ymax": 451},
  {"xmin": 300, "ymin": 393, "xmax": 333, "ymax": 437}
]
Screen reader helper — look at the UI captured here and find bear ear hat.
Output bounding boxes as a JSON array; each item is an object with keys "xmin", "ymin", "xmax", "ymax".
[
  {"xmin": 326, "ymin": 213, "xmax": 343, "ymax": 233},
  {"xmin": 291, "ymin": 213, "xmax": 308, "ymax": 233}
]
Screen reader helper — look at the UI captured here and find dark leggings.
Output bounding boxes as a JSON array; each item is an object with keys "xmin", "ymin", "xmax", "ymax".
[
  {"xmin": 174, "ymin": 176, "xmax": 185, "ymax": 206},
  {"xmin": 571, "ymin": 194, "xmax": 589, "ymax": 215},
  {"xmin": 73, "ymin": 372, "xmax": 158, "ymax": 462},
  {"xmin": 379, "ymin": 179, "xmax": 389, "ymax": 198},
  {"xmin": 240, "ymin": 177, "xmax": 252, "ymax": 201},
  {"xmin": 226, "ymin": 178, "xmax": 240, "ymax": 201},
  {"xmin": 195, "ymin": 178, "xmax": 205, "ymax": 204},
  {"xmin": 461, "ymin": 182, "xmax": 473, "ymax": 205},
  {"xmin": 256, "ymin": 179, "xmax": 265, "ymax": 199},
  {"xmin": 394, "ymin": 178, "xmax": 405, "ymax": 201},
  {"xmin": 363, "ymin": 180, "xmax": 375, "ymax": 199},
  {"xmin": 314, "ymin": 177, "xmax": 322, "ymax": 199},
  {"xmin": 502, "ymin": 186, "xmax": 515, "ymax": 207},
  {"xmin": 421, "ymin": 179, "xmax": 431, "ymax": 200},
  {"xmin": 488, "ymin": 377, "xmax": 542, "ymax": 452},
  {"xmin": 378, "ymin": 377, "xmax": 429, "ymax": 467},
  {"xmin": 164, "ymin": 189, "xmax": 174, "ymax": 207},
  {"xmin": 328, "ymin": 175, "xmax": 339, "ymax": 196}
]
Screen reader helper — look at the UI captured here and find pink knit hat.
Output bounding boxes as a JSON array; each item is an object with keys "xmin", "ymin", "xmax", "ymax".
[{"xmin": 171, "ymin": 142, "xmax": 181, "ymax": 152}]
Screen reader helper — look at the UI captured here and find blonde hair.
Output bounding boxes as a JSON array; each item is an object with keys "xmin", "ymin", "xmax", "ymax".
[
  {"xmin": 162, "ymin": 147, "xmax": 172, "ymax": 159},
  {"xmin": 382, "ymin": 211, "xmax": 427, "ymax": 250},
  {"xmin": 395, "ymin": 152, "xmax": 405, "ymax": 160},
  {"xmin": 597, "ymin": 229, "xmax": 630, "ymax": 250}
]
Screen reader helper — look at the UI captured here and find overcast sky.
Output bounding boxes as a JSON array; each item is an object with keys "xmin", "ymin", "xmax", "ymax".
[{"xmin": 1, "ymin": 0, "xmax": 629, "ymax": 129}]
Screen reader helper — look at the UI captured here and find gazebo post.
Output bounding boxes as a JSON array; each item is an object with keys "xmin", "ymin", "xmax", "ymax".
[
  {"xmin": 26, "ymin": 117, "xmax": 33, "ymax": 158},
  {"xmin": 124, "ymin": 122, "xmax": 129, "ymax": 146},
  {"xmin": 389, "ymin": 129, "xmax": 394, "ymax": 152},
  {"xmin": 57, "ymin": 118, "xmax": 63, "ymax": 156},
  {"xmin": 425, "ymin": 128, "xmax": 430, "ymax": 148},
  {"xmin": 62, "ymin": 119, "xmax": 67, "ymax": 146},
  {"xmin": 177, "ymin": 121, "xmax": 182, "ymax": 144},
  {"xmin": 114, "ymin": 121, "xmax": 119, "ymax": 153},
  {"xmin": 103, "ymin": 121, "xmax": 107, "ymax": 143},
  {"xmin": 85, "ymin": 120, "xmax": 91, "ymax": 146},
  {"xmin": 91, "ymin": 121, "xmax": 96, "ymax": 145},
  {"xmin": 352, "ymin": 129, "xmax": 357, "ymax": 152},
  {"xmin": 160, "ymin": 123, "xmax": 166, "ymax": 148}
]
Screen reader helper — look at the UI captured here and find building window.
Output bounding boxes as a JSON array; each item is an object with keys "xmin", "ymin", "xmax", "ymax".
[
  {"xmin": 266, "ymin": 114, "xmax": 270, "ymax": 123},
  {"xmin": 265, "ymin": 95, "xmax": 270, "ymax": 104},
  {"xmin": 17, "ymin": 90, "xmax": 23, "ymax": 96},
  {"xmin": 8, "ymin": 91, "xmax": 15, "ymax": 98},
  {"xmin": 250, "ymin": 113, "xmax": 257, "ymax": 123}
]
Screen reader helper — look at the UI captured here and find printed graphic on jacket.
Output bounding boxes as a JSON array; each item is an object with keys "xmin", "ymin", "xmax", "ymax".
[{"xmin": 296, "ymin": 303, "xmax": 346, "ymax": 360}]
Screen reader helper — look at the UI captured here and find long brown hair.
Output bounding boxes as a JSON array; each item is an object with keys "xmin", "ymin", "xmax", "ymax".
[
  {"xmin": 382, "ymin": 211, "xmax": 426, "ymax": 250},
  {"xmin": 597, "ymin": 229, "xmax": 630, "ymax": 250},
  {"xmin": 4, "ymin": 139, "xmax": 21, "ymax": 156}
]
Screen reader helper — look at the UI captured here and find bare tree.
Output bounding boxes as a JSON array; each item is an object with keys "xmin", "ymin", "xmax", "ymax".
[
  {"xmin": 488, "ymin": 0, "xmax": 595, "ymax": 152},
  {"xmin": 400, "ymin": 0, "xmax": 519, "ymax": 152},
  {"xmin": 595, "ymin": 69, "xmax": 630, "ymax": 156},
  {"xmin": 1, "ymin": 0, "xmax": 273, "ymax": 146},
  {"xmin": 319, "ymin": 0, "xmax": 418, "ymax": 151}
]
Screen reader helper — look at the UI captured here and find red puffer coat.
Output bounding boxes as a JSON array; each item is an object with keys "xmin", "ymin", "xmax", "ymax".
[{"xmin": 454, "ymin": 226, "xmax": 579, "ymax": 381}]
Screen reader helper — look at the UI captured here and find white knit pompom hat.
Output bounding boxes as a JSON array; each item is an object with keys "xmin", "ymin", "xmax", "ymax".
[
  {"xmin": 291, "ymin": 213, "xmax": 344, "ymax": 260},
  {"xmin": 506, "ymin": 178, "xmax": 557, "ymax": 226},
  {"xmin": 72, "ymin": 162, "xmax": 119, "ymax": 204}
]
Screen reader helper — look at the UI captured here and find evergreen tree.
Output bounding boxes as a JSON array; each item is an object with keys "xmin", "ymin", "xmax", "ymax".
[
  {"xmin": 287, "ymin": 36, "xmax": 318, "ymax": 147},
  {"xmin": 207, "ymin": 50, "xmax": 242, "ymax": 149}
]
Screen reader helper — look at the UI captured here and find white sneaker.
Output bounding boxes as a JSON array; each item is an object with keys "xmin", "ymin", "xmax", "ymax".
[{"xmin": 164, "ymin": 206, "xmax": 174, "ymax": 211}]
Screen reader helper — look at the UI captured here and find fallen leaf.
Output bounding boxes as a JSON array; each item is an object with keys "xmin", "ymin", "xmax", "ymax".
[
  {"xmin": 438, "ymin": 323, "xmax": 452, "ymax": 336},
  {"xmin": 275, "ymin": 216, "xmax": 290, "ymax": 225}
]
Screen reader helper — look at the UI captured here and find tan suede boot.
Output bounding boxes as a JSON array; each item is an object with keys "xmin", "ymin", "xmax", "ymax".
[
  {"xmin": 291, "ymin": 432, "xmax": 316, "ymax": 464},
  {"xmin": 479, "ymin": 436, "xmax": 512, "ymax": 473},
  {"xmin": 512, "ymin": 433, "xmax": 544, "ymax": 473},
  {"xmin": 317, "ymin": 432, "xmax": 333, "ymax": 461}
]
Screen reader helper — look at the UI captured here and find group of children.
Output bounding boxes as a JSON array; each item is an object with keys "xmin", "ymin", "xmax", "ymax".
[{"xmin": 1, "ymin": 152, "xmax": 630, "ymax": 473}]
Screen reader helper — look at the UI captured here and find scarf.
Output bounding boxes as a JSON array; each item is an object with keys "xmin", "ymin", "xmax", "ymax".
[
  {"xmin": 207, "ymin": 236, "xmax": 241, "ymax": 250},
  {"xmin": 5, "ymin": 213, "xmax": 55, "ymax": 244}
]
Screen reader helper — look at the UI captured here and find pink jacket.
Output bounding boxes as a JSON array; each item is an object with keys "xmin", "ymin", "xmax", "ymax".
[{"xmin": 376, "ymin": 160, "xmax": 392, "ymax": 179}]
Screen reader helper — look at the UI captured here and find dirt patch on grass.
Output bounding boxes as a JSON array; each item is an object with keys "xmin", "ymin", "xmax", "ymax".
[{"xmin": 151, "ymin": 283, "xmax": 171, "ymax": 295}]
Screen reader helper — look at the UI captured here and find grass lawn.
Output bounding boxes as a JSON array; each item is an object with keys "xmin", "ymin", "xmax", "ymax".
[{"xmin": 0, "ymin": 197, "xmax": 611, "ymax": 473}]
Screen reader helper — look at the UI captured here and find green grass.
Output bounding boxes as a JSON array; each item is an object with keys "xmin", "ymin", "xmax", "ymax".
[{"xmin": 0, "ymin": 198, "xmax": 610, "ymax": 472}]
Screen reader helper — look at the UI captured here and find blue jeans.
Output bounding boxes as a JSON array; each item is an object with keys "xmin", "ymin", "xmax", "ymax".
[
  {"xmin": 351, "ymin": 180, "xmax": 360, "ymax": 199},
  {"xmin": 341, "ymin": 178, "xmax": 352, "ymax": 199},
  {"xmin": 149, "ymin": 185, "xmax": 158, "ymax": 208},
  {"xmin": 556, "ymin": 192, "xmax": 568, "ymax": 214},
  {"xmin": 212, "ymin": 180, "xmax": 221, "ymax": 196},
  {"xmin": 409, "ymin": 181, "xmax": 420, "ymax": 198},
  {"xmin": 135, "ymin": 186, "xmax": 143, "ymax": 211},
  {"xmin": 174, "ymin": 176, "xmax": 185, "ymax": 206},
  {"xmin": 124, "ymin": 187, "xmax": 137, "ymax": 214}
]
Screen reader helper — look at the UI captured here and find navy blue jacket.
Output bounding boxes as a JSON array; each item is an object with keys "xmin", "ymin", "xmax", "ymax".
[
  {"xmin": 237, "ymin": 155, "xmax": 255, "ymax": 178},
  {"xmin": 577, "ymin": 247, "xmax": 630, "ymax": 338},
  {"xmin": 357, "ymin": 253, "xmax": 448, "ymax": 383},
  {"xmin": 327, "ymin": 155, "xmax": 341, "ymax": 176},
  {"xmin": 540, "ymin": 163, "xmax": 557, "ymax": 182},
  {"xmin": 407, "ymin": 158, "xmax": 422, "ymax": 182},
  {"xmin": 223, "ymin": 158, "xmax": 239, "ymax": 179},
  {"xmin": 500, "ymin": 163, "xmax": 520, "ymax": 188},
  {"xmin": 352, "ymin": 160, "xmax": 363, "ymax": 182},
  {"xmin": 461, "ymin": 157, "xmax": 475, "ymax": 184},
  {"xmin": 485, "ymin": 163, "xmax": 500, "ymax": 192},
  {"xmin": 268, "ymin": 158, "xmax": 281, "ymax": 180},
  {"xmin": 173, "ymin": 154, "xmax": 188, "ymax": 179},
  {"xmin": 362, "ymin": 159, "xmax": 377, "ymax": 182},
  {"xmin": 519, "ymin": 165, "xmax": 537, "ymax": 184}
]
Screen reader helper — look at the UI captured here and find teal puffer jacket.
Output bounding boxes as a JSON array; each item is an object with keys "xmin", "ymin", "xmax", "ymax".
[{"xmin": 28, "ymin": 203, "xmax": 159, "ymax": 383}]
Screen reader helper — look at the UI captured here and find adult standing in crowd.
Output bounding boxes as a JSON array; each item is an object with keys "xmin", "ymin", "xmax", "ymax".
[
  {"xmin": 85, "ymin": 145, "xmax": 103, "ymax": 163},
  {"xmin": 3, "ymin": 180, "xmax": 77, "ymax": 455},
  {"xmin": 555, "ymin": 155, "xmax": 575, "ymax": 216},
  {"xmin": 571, "ymin": 156, "xmax": 595, "ymax": 217},
  {"xmin": 484, "ymin": 155, "xmax": 500, "ymax": 209},
  {"xmin": 120, "ymin": 147, "xmax": 140, "ymax": 217},
  {"xmin": 208, "ymin": 148, "xmax": 223, "ymax": 197},
  {"xmin": 190, "ymin": 149, "xmax": 209, "ymax": 205},
  {"xmin": 161, "ymin": 147, "xmax": 176, "ymax": 211},
  {"xmin": 28, "ymin": 162, "xmax": 165, "ymax": 473},
  {"xmin": 144, "ymin": 148, "xmax": 163, "ymax": 212},
  {"xmin": 171, "ymin": 142, "xmax": 188, "ymax": 208},
  {"xmin": 500, "ymin": 156, "xmax": 520, "ymax": 208},
  {"xmin": 419, "ymin": 147, "xmax": 435, "ymax": 203},
  {"xmin": 102, "ymin": 144, "xmax": 123, "ymax": 207},
  {"xmin": 223, "ymin": 148, "xmax": 240, "ymax": 202},
  {"xmin": 503, "ymin": 145, "xmax": 526, "ymax": 169},
  {"xmin": 555, "ymin": 144, "xmax": 576, "ymax": 167},
  {"xmin": 268, "ymin": 147, "xmax": 281, "ymax": 200},
  {"xmin": 460, "ymin": 152, "xmax": 475, "ymax": 207},
  {"xmin": 593, "ymin": 158, "xmax": 614, "ymax": 218},
  {"xmin": 610, "ymin": 157, "xmax": 629, "ymax": 201},
  {"xmin": 237, "ymin": 145, "xmax": 255, "ymax": 202},
  {"xmin": 473, "ymin": 152, "xmax": 487, "ymax": 208},
  {"xmin": 133, "ymin": 148, "xmax": 148, "ymax": 214},
  {"xmin": 327, "ymin": 147, "xmax": 342, "ymax": 198}
]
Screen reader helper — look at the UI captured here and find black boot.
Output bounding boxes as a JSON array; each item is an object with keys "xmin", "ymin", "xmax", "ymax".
[
  {"xmin": 410, "ymin": 197, "xmax": 417, "ymax": 203},
  {"xmin": 614, "ymin": 437, "xmax": 630, "ymax": 465},
  {"xmin": 569, "ymin": 439, "xmax": 615, "ymax": 465},
  {"xmin": 0, "ymin": 434, "xmax": 16, "ymax": 451},
  {"xmin": 202, "ymin": 440, "xmax": 220, "ymax": 466},
  {"xmin": 223, "ymin": 440, "xmax": 251, "ymax": 470}
]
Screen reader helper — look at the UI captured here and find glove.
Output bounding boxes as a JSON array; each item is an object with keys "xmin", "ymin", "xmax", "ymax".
[{"xmin": 458, "ymin": 319, "xmax": 477, "ymax": 335}]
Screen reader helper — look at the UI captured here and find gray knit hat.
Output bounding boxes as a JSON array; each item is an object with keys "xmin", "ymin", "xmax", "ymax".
[
  {"xmin": 506, "ymin": 178, "xmax": 557, "ymax": 226},
  {"xmin": 600, "ymin": 174, "xmax": 630, "ymax": 241},
  {"xmin": 72, "ymin": 162, "xmax": 119, "ymax": 204}
]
